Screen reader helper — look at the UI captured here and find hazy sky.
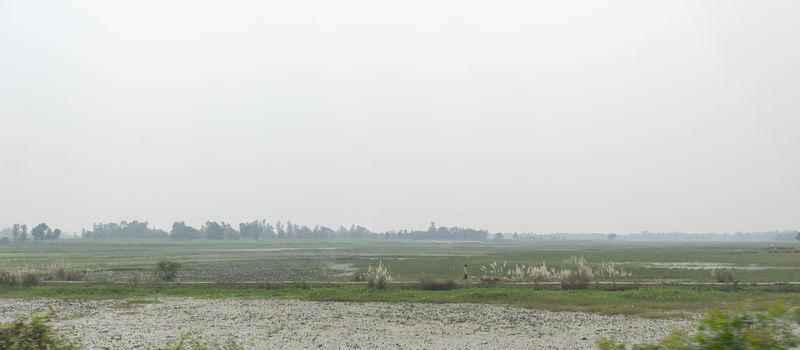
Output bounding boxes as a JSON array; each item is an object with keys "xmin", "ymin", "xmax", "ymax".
[{"xmin": 1, "ymin": 1, "xmax": 798, "ymax": 234}]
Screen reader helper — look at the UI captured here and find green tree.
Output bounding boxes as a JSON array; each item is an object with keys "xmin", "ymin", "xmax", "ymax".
[
  {"xmin": 169, "ymin": 222, "xmax": 201, "ymax": 240},
  {"xmin": 276, "ymin": 221, "xmax": 285, "ymax": 238},
  {"xmin": 31, "ymin": 223, "xmax": 49, "ymax": 241},
  {"xmin": 286, "ymin": 221, "xmax": 297, "ymax": 238},
  {"xmin": 203, "ymin": 221, "xmax": 225, "ymax": 240},
  {"xmin": 11, "ymin": 224, "xmax": 20, "ymax": 241}
]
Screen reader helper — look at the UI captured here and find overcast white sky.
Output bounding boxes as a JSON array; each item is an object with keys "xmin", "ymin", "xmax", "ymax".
[{"xmin": 1, "ymin": 1, "xmax": 798, "ymax": 234}]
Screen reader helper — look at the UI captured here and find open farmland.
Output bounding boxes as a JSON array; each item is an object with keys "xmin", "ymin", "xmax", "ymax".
[
  {"xmin": 2, "ymin": 239, "xmax": 800, "ymax": 284},
  {"xmin": 3, "ymin": 239, "xmax": 800, "ymax": 348}
]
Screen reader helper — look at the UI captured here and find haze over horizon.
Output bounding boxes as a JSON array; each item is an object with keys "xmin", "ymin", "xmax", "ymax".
[{"xmin": 2, "ymin": 1, "xmax": 798, "ymax": 234}]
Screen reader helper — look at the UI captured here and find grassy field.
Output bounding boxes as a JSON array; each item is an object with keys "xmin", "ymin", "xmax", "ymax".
[
  {"xmin": 2, "ymin": 239, "xmax": 800, "ymax": 318},
  {"xmin": 2, "ymin": 239, "xmax": 800, "ymax": 283},
  {"xmin": 1, "ymin": 283, "xmax": 798, "ymax": 318}
]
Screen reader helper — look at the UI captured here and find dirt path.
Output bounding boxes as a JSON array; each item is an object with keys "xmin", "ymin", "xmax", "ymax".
[{"xmin": 1, "ymin": 298, "xmax": 692, "ymax": 349}]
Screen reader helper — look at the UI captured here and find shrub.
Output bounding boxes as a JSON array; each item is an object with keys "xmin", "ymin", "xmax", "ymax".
[
  {"xmin": 597, "ymin": 261, "xmax": 630, "ymax": 285},
  {"xmin": 48, "ymin": 265, "xmax": 83, "ymax": 281},
  {"xmin": 711, "ymin": 268, "xmax": 735, "ymax": 284},
  {"xmin": 154, "ymin": 260, "xmax": 183, "ymax": 281},
  {"xmin": 0, "ymin": 307, "xmax": 79, "ymax": 350},
  {"xmin": 559, "ymin": 256, "xmax": 594, "ymax": 290},
  {"xmin": 365, "ymin": 260, "xmax": 392, "ymax": 289},
  {"xmin": 481, "ymin": 261, "xmax": 508, "ymax": 277},
  {"xmin": 21, "ymin": 272, "xmax": 39, "ymax": 286},
  {"xmin": 419, "ymin": 277, "xmax": 459, "ymax": 291},
  {"xmin": 597, "ymin": 303, "xmax": 800, "ymax": 350},
  {"xmin": 0, "ymin": 270, "xmax": 17, "ymax": 286},
  {"xmin": 518, "ymin": 262, "xmax": 554, "ymax": 283},
  {"xmin": 481, "ymin": 261, "xmax": 546, "ymax": 282}
]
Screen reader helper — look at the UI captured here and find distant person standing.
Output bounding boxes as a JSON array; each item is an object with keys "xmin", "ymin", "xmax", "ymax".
[{"xmin": 463, "ymin": 264, "xmax": 469, "ymax": 282}]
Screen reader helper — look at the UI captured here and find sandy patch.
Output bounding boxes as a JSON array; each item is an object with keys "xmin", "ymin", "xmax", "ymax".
[{"xmin": 0, "ymin": 298, "xmax": 692, "ymax": 349}]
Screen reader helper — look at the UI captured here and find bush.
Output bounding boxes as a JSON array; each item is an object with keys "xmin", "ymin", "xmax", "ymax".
[
  {"xmin": 559, "ymin": 256, "xmax": 594, "ymax": 290},
  {"xmin": 418, "ymin": 277, "xmax": 459, "ymax": 291},
  {"xmin": 597, "ymin": 303, "xmax": 800, "ymax": 350},
  {"xmin": 597, "ymin": 261, "xmax": 630, "ymax": 285},
  {"xmin": 154, "ymin": 260, "xmax": 183, "ymax": 281},
  {"xmin": 711, "ymin": 268, "xmax": 735, "ymax": 284},
  {"xmin": 21, "ymin": 272, "xmax": 39, "ymax": 286},
  {"xmin": 0, "ymin": 307, "xmax": 79, "ymax": 350},
  {"xmin": 365, "ymin": 260, "xmax": 393, "ymax": 289},
  {"xmin": 49, "ymin": 266, "xmax": 83, "ymax": 281},
  {"xmin": 0, "ymin": 270, "xmax": 17, "ymax": 286}
]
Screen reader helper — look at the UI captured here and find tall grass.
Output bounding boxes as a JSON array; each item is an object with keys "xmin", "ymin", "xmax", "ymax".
[
  {"xmin": 0, "ymin": 268, "xmax": 39, "ymax": 286},
  {"xmin": 47, "ymin": 263, "xmax": 84, "ymax": 281},
  {"xmin": 480, "ymin": 256, "xmax": 631, "ymax": 289},
  {"xmin": 365, "ymin": 260, "xmax": 393, "ymax": 289},
  {"xmin": 711, "ymin": 268, "xmax": 735, "ymax": 284},
  {"xmin": 597, "ymin": 261, "xmax": 630, "ymax": 285},
  {"xmin": 557, "ymin": 256, "xmax": 594, "ymax": 290}
]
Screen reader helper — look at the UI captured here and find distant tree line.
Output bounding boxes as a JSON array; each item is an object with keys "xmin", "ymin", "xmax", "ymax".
[
  {"xmin": 0, "ymin": 223, "xmax": 62, "ymax": 244},
  {"xmin": 75, "ymin": 220, "xmax": 490, "ymax": 241},
  {"xmin": 499, "ymin": 230, "xmax": 800, "ymax": 242},
  {"xmin": 81, "ymin": 221, "xmax": 167, "ymax": 239}
]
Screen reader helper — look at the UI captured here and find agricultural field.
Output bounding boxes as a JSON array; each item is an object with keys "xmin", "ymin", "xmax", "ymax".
[
  {"xmin": 3, "ymin": 239, "xmax": 800, "ymax": 348},
  {"xmin": 2, "ymin": 239, "xmax": 800, "ymax": 284}
]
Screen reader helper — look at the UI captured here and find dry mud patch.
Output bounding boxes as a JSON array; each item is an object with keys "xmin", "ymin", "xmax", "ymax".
[{"xmin": 0, "ymin": 298, "xmax": 692, "ymax": 349}]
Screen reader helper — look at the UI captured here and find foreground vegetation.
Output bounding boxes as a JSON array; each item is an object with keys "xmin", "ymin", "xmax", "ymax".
[
  {"xmin": 1, "ymin": 283, "xmax": 799, "ymax": 318},
  {"xmin": 0, "ymin": 308, "xmax": 241, "ymax": 350},
  {"xmin": 598, "ymin": 303, "xmax": 800, "ymax": 349}
]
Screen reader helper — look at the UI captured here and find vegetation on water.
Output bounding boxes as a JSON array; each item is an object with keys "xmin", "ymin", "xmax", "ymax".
[{"xmin": 597, "ymin": 302, "xmax": 800, "ymax": 349}]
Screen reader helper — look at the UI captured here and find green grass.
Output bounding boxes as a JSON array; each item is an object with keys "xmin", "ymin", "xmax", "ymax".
[
  {"xmin": 3, "ymin": 239, "xmax": 800, "ymax": 283},
  {"xmin": 3, "ymin": 239, "xmax": 800, "ymax": 319},
  {"xmin": 1, "ymin": 283, "xmax": 798, "ymax": 318}
]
